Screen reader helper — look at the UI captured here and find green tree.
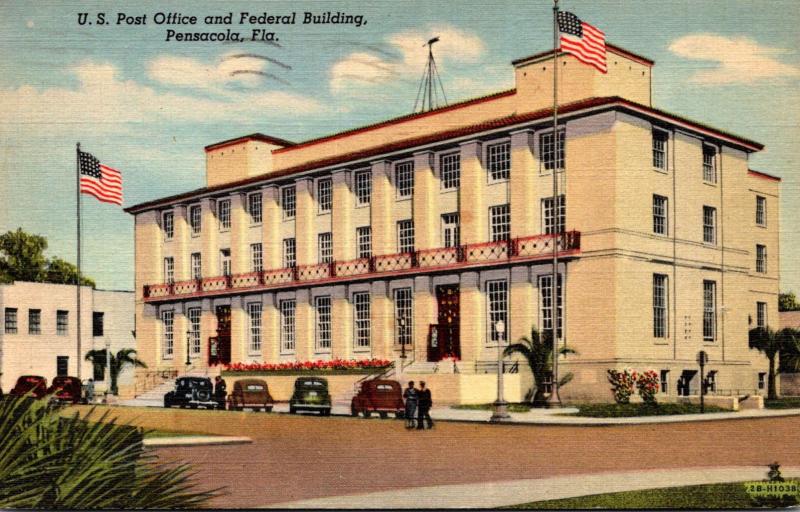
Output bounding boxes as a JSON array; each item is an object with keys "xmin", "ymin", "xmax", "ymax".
[
  {"xmin": 0, "ymin": 229, "xmax": 93, "ymax": 286},
  {"xmin": 503, "ymin": 326, "xmax": 576, "ymax": 406},
  {"xmin": 749, "ymin": 327, "xmax": 800, "ymax": 399},
  {"xmin": 45, "ymin": 257, "xmax": 94, "ymax": 287},
  {"xmin": 85, "ymin": 348, "xmax": 147, "ymax": 395},
  {"xmin": 779, "ymin": 292, "xmax": 800, "ymax": 312}
]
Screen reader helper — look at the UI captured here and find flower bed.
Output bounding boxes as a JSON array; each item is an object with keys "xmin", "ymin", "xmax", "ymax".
[{"xmin": 222, "ymin": 358, "xmax": 392, "ymax": 375}]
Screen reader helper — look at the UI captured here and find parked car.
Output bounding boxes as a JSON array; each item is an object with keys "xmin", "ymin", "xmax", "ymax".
[
  {"xmin": 164, "ymin": 377, "xmax": 221, "ymax": 409},
  {"xmin": 47, "ymin": 376, "xmax": 83, "ymax": 405},
  {"xmin": 228, "ymin": 378, "xmax": 274, "ymax": 412},
  {"xmin": 351, "ymin": 379, "xmax": 405, "ymax": 419},
  {"xmin": 289, "ymin": 377, "xmax": 331, "ymax": 415},
  {"xmin": 10, "ymin": 375, "xmax": 48, "ymax": 399}
]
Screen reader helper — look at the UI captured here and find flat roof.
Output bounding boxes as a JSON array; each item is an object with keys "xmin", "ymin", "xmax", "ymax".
[{"xmin": 204, "ymin": 133, "xmax": 295, "ymax": 152}]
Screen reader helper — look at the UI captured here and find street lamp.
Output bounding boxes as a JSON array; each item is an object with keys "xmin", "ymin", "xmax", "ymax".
[
  {"xmin": 398, "ymin": 316, "xmax": 408, "ymax": 360},
  {"xmin": 185, "ymin": 330, "xmax": 192, "ymax": 368},
  {"xmin": 697, "ymin": 350, "xmax": 708, "ymax": 414},
  {"xmin": 104, "ymin": 338, "xmax": 111, "ymax": 399},
  {"xmin": 490, "ymin": 319, "xmax": 510, "ymax": 423}
]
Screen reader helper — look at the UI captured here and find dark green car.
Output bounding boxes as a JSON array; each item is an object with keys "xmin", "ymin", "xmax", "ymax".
[{"xmin": 289, "ymin": 377, "xmax": 332, "ymax": 416}]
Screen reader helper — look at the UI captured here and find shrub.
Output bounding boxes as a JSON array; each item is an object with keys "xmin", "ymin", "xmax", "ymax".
[
  {"xmin": 607, "ymin": 369, "xmax": 636, "ymax": 404},
  {"xmin": 636, "ymin": 370, "xmax": 660, "ymax": 405}
]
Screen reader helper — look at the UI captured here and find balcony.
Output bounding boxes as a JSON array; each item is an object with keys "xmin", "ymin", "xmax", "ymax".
[{"xmin": 142, "ymin": 230, "xmax": 580, "ymax": 302}]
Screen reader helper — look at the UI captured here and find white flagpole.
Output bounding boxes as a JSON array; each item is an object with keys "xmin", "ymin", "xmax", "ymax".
[{"xmin": 76, "ymin": 143, "xmax": 82, "ymax": 380}]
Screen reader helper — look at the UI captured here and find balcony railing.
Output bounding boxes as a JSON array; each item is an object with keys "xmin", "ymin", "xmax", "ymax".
[{"xmin": 143, "ymin": 230, "xmax": 580, "ymax": 301}]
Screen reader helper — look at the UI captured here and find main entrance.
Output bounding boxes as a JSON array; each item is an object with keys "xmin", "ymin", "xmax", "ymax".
[
  {"xmin": 209, "ymin": 305, "xmax": 231, "ymax": 366},
  {"xmin": 428, "ymin": 284, "xmax": 460, "ymax": 361}
]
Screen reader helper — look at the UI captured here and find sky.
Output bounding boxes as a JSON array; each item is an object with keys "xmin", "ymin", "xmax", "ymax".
[{"xmin": 0, "ymin": 0, "xmax": 798, "ymax": 293}]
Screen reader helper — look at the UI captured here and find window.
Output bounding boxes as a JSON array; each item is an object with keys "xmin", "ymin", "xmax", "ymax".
[
  {"xmin": 92, "ymin": 312, "xmax": 104, "ymax": 337},
  {"xmin": 653, "ymin": 195, "xmax": 668, "ymax": 235},
  {"xmin": 162, "ymin": 211, "xmax": 174, "ymax": 240},
  {"xmin": 315, "ymin": 296, "xmax": 332, "ymax": 351},
  {"xmin": 490, "ymin": 204, "xmax": 511, "ymax": 242},
  {"xmin": 248, "ymin": 302, "xmax": 262, "ymax": 354},
  {"xmin": 757, "ymin": 301, "xmax": 767, "ymax": 329},
  {"xmin": 220, "ymin": 249, "xmax": 231, "ymax": 276},
  {"xmin": 217, "ymin": 199, "xmax": 231, "ymax": 230},
  {"xmin": 703, "ymin": 206, "xmax": 716, "ymax": 244},
  {"xmin": 251, "ymin": 243, "xmax": 263, "ymax": 272},
  {"xmin": 353, "ymin": 291, "xmax": 371, "ymax": 350},
  {"xmin": 188, "ymin": 307, "xmax": 201, "ymax": 357},
  {"xmin": 394, "ymin": 288, "xmax": 413, "ymax": 347},
  {"xmin": 487, "ymin": 141, "xmax": 511, "ymax": 181},
  {"xmin": 357, "ymin": 226, "xmax": 372, "ymax": 258},
  {"xmin": 318, "ymin": 233, "xmax": 333, "ymax": 263},
  {"xmin": 758, "ymin": 372, "xmax": 766, "ymax": 390},
  {"xmin": 395, "ymin": 161, "xmax": 414, "ymax": 199},
  {"xmin": 189, "ymin": 204, "xmax": 202, "ymax": 235},
  {"xmin": 542, "ymin": 195, "xmax": 566, "ymax": 235},
  {"xmin": 283, "ymin": 238, "xmax": 296, "ymax": 268},
  {"xmin": 317, "ymin": 178, "xmax": 332, "ymax": 213},
  {"xmin": 397, "ymin": 220, "xmax": 415, "ymax": 254},
  {"xmin": 440, "ymin": 153, "xmax": 460, "ymax": 190},
  {"xmin": 705, "ymin": 370, "xmax": 717, "ymax": 393},
  {"xmin": 703, "ymin": 145, "xmax": 717, "ymax": 183},
  {"xmin": 539, "ymin": 274, "xmax": 563, "ymax": 338},
  {"xmin": 660, "ymin": 370, "xmax": 669, "ymax": 394},
  {"xmin": 93, "ymin": 357, "xmax": 105, "ymax": 381},
  {"xmin": 56, "ymin": 356, "xmax": 69, "ymax": 377},
  {"xmin": 281, "ymin": 185, "xmax": 296, "ymax": 219},
  {"xmin": 56, "ymin": 310, "xmax": 68, "ymax": 335},
  {"xmin": 756, "ymin": 245, "xmax": 767, "ymax": 273},
  {"xmin": 703, "ymin": 280, "xmax": 716, "ymax": 341},
  {"xmin": 652, "ymin": 129, "xmax": 668, "ymax": 170},
  {"xmin": 5, "ymin": 308, "xmax": 18, "ymax": 334},
  {"xmin": 653, "ymin": 274, "xmax": 668, "ymax": 338},
  {"xmin": 280, "ymin": 299, "xmax": 296, "ymax": 353},
  {"xmin": 354, "ymin": 170, "xmax": 371, "ymax": 206},
  {"xmin": 191, "ymin": 252, "xmax": 202, "ymax": 280},
  {"xmin": 28, "ymin": 309, "xmax": 41, "ymax": 335},
  {"xmin": 164, "ymin": 257, "xmax": 174, "ymax": 284},
  {"xmin": 487, "ymin": 280, "xmax": 509, "ymax": 344},
  {"xmin": 161, "ymin": 309, "xmax": 174, "ymax": 359},
  {"xmin": 756, "ymin": 196, "xmax": 766, "ymax": 226},
  {"xmin": 248, "ymin": 192, "xmax": 262, "ymax": 224},
  {"xmin": 442, "ymin": 213, "xmax": 460, "ymax": 248},
  {"xmin": 540, "ymin": 129, "xmax": 565, "ymax": 171}
]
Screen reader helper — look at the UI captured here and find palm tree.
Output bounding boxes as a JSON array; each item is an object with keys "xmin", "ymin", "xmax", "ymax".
[
  {"xmin": 85, "ymin": 348, "xmax": 146, "ymax": 395},
  {"xmin": 503, "ymin": 326, "xmax": 576, "ymax": 407},
  {"xmin": 749, "ymin": 327, "xmax": 800, "ymax": 400}
]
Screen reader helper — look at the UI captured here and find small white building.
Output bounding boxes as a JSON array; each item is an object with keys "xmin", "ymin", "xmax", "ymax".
[{"xmin": 0, "ymin": 281, "xmax": 136, "ymax": 393}]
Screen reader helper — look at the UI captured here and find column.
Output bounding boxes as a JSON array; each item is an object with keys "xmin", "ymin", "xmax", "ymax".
[
  {"xmin": 262, "ymin": 186, "xmax": 281, "ymax": 270},
  {"xmin": 370, "ymin": 160, "xmax": 393, "ymax": 256},
  {"xmin": 510, "ymin": 129, "xmax": 536, "ymax": 238},
  {"xmin": 510, "ymin": 266, "xmax": 535, "ymax": 344},
  {"xmin": 230, "ymin": 296, "xmax": 245, "ymax": 364},
  {"xmin": 331, "ymin": 170, "xmax": 355, "ymax": 261},
  {"xmin": 331, "ymin": 285, "xmax": 352, "ymax": 359},
  {"xmin": 230, "ymin": 193, "xmax": 248, "ymax": 274},
  {"xmin": 370, "ymin": 281, "xmax": 392, "ymax": 360},
  {"xmin": 173, "ymin": 205, "xmax": 190, "ymax": 281},
  {"xmin": 413, "ymin": 276, "xmax": 436, "ymax": 362},
  {"xmin": 199, "ymin": 298, "xmax": 215, "ymax": 369},
  {"xmin": 200, "ymin": 198, "xmax": 218, "ymax": 278},
  {"xmin": 295, "ymin": 178, "xmax": 315, "ymax": 266},
  {"xmin": 412, "ymin": 152, "xmax": 437, "ymax": 251},
  {"xmin": 459, "ymin": 272, "xmax": 482, "ymax": 363},
  {"xmin": 262, "ymin": 292, "xmax": 279, "ymax": 363},
  {"xmin": 459, "ymin": 140, "xmax": 486, "ymax": 244},
  {"xmin": 295, "ymin": 289, "xmax": 313, "ymax": 360}
]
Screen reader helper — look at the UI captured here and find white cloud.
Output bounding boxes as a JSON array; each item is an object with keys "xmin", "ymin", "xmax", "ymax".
[
  {"xmin": 669, "ymin": 34, "xmax": 800, "ymax": 85},
  {"xmin": 146, "ymin": 53, "xmax": 269, "ymax": 89}
]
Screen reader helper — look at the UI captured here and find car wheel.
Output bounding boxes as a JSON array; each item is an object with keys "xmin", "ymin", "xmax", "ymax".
[
  {"xmin": 363, "ymin": 410, "xmax": 372, "ymax": 418},
  {"xmin": 163, "ymin": 400, "xmax": 171, "ymax": 408},
  {"xmin": 351, "ymin": 405, "xmax": 358, "ymax": 417},
  {"xmin": 289, "ymin": 406, "xmax": 296, "ymax": 414},
  {"xmin": 266, "ymin": 406, "xmax": 273, "ymax": 413},
  {"xmin": 322, "ymin": 409, "xmax": 331, "ymax": 416},
  {"xmin": 189, "ymin": 404, "xmax": 197, "ymax": 409},
  {"xmin": 379, "ymin": 412, "xmax": 388, "ymax": 419},
  {"xmin": 395, "ymin": 411, "xmax": 403, "ymax": 419}
]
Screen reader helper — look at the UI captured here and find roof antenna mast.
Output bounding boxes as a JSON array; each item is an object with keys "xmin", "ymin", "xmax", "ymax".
[{"xmin": 413, "ymin": 37, "xmax": 448, "ymax": 113}]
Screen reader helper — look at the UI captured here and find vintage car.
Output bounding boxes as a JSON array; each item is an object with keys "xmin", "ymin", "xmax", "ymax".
[
  {"xmin": 10, "ymin": 375, "xmax": 48, "ymax": 399},
  {"xmin": 163, "ymin": 377, "xmax": 221, "ymax": 409},
  {"xmin": 228, "ymin": 378, "xmax": 274, "ymax": 412},
  {"xmin": 351, "ymin": 379, "xmax": 405, "ymax": 419},
  {"xmin": 47, "ymin": 376, "xmax": 83, "ymax": 405},
  {"xmin": 289, "ymin": 377, "xmax": 331, "ymax": 415}
]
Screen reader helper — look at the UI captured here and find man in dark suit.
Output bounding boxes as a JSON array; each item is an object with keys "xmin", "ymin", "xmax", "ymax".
[
  {"xmin": 416, "ymin": 381, "xmax": 433, "ymax": 430},
  {"xmin": 214, "ymin": 375, "xmax": 227, "ymax": 409}
]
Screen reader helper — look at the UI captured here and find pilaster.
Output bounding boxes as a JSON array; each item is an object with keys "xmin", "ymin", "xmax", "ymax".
[
  {"xmin": 412, "ymin": 152, "xmax": 437, "ymax": 251},
  {"xmin": 459, "ymin": 141, "xmax": 486, "ymax": 244},
  {"xmin": 200, "ymin": 198, "xmax": 218, "ymax": 277},
  {"xmin": 295, "ymin": 178, "xmax": 315, "ymax": 266},
  {"xmin": 459, "ymin": 272, "xmax": 481, "ymax": 362},
  {"xmin": 332, "ymin": 170, "xmax": 355, "ymax": 261},
  {"xmin": 370, "ymin": 161, "xmax": 393, "ymax": 256},
  {"xmin": 230, "ymin": 193, "xmax": 248, "ymax": 274},
  {"xmin": 331, "ymin": 285, "xmax": 352, "ymax": 359},
  {"xmin": 510, "ymin": 129, "xmax": 536, "ymax": 238},
  {"xmin": 262, "ymin": 185, "xmax": 281, "ymax": 270},
  {"xmin": 173, "ymin": 205, "xmax": 189, "ymax": 281},
  {"xmin": 413, "ymin": 276, "xmax": 435, "ymax": 362}
]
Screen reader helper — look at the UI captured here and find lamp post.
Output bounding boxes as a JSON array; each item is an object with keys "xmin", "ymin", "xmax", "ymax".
[
  {"xmin": 490, "ymin": 319, "xmax": 510, "ymax": 423},
  {"xmin": 104, "ymin": 338, "xmax": 111, "ymax": 399},
  {"xmin": 398, "ymin": 316, "xmax": 408, "ymax": 360},
  {"xmin": 185, "ymin": 330, "xmax": 192, "ymax": 368},
  {"xmin": 697, "ymin": 350, "xmax": 708, "ymax": 414}
]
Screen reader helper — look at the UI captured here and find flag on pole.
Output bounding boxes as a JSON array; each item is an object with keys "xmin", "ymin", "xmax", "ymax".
[
  {"xmin": 78, "ymin": 150, "xmax": 123, "ymax": 206},
  {"xmin": 557, "ymin": 11, "xmax": 607, "ymax": 74}
]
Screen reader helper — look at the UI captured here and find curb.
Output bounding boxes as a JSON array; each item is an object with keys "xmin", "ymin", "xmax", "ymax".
[{"xmin": 144, "ymin": 435, "xmax": 252, "ymax": 447}]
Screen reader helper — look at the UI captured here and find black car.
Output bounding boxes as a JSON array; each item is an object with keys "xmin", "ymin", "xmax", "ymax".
[
  {"xmin": 289, "ymin": 377, "xmax": 331, "ymax": 415},
  {"xmin": 164, "ymin": 377, "xmax": 222, "ymax": 409}
]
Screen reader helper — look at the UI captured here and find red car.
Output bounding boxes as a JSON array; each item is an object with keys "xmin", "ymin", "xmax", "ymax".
[
  {"xmin": 351, "ymin": 379, "xmax": 404, "ymax": 419},
  {"xmin": 47, "ymin": 376, "xmax": 83, "ymax": 404},
  {"xmin": 10, "ymin": 375, "xmax": 48, "ymax": 399}
]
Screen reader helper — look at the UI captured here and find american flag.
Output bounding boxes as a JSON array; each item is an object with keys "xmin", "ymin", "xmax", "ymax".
[
  {"xmin": 557, "ymin": 11, "xmax": 607, "ymax": 74},
  {"xmin": 79, "ymin": 150, "xmax": 123, "ymax": 206}
]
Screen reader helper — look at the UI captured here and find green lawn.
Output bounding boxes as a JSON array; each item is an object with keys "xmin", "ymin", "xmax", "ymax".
[
  {"xmin": 765, "ymin": 397, "xmax": 800, "ymax": 409},
  {"xmin": 568, "ymin": 402, "xmax": 727, "ymax": 417},
  {"xmin": 451, "ymin": 403, "xmax": 533, "ymax": 413}
]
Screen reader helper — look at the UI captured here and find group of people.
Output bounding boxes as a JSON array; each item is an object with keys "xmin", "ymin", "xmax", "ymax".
[{"xmin": 402, "ymin": 380, "xmax": 433, "ymax": 430}]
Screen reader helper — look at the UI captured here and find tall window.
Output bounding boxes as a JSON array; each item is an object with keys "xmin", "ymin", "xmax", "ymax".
[
  {"xmin": 248, "ymin": 192, "xmax": 262, "ymax": 224},
  {"xmin": 248, "ymin": 302, "xmax": 262, "ymax": 354},
  {"xmin": 92, "ymin": 311, "xmax": 104, "ymax": 337},
  {"xmin": 489, "ymin": 204, "xmax": 511, "ymax": 242},
  {"xmin": 217, "ymin": 199, "xmax": 231, "ymax": 230},
  {"xmin": 660, "ymin": 370, "xmax": 669, "ymax": 394},
  {"xmin": 756, "ymin": 196, "xmax": 766, "ymax": 226},
  {"xmin": 220, "ymin": 249, "xmax": 231, "ymax": 276},
  {"xmin": 487, "ymin": 141, "xmax": 511, "ymax": 182},
  {"xmin": 652, "ymin": 129, "xmax": 668, "ymax": 170},
  {"xmin": 703, "ymin": 280, "xmax": 716, "ymax": 341},
  {"xmin": 251, "ymin": 243, "xmax": 263, "ymax": 272},
  {"xmin": 188, "ymin": 307, "xmax": 201, "ymax": 357},
  {"xmin": 162, "ymin": 211, "xmax": 174, "ymax": 240},
  {"xmin": 394, "ymin": 288, "xmax": 413, "ymax": 347},
  {"xmin": 191, "ymin": 252, "xmax": 202, "ymax": 279},
  {"xmin": 29, "ymin": 309, "xmax": 41, "ymax": 335},
  {"xmin": 756, "ymin": 245, "xmax": 767, "ymax": 273},
  {"xmin": 703, "ymin": 206, "xmax": 717, "ymax": 244},
  {"xmin": 283, "ymin": 238, "xmax": 296, "ymax": 268},
  {"xmin": 354, "ymin": 170, "xmax": 371, "ymax": 206},
  {"xmin": 164, "ymin": 257, "xmax": 174, "ymax": 284},
  {"xmin": 440, "ymin": 153, "xmax": 461, "ymax": 190},
  {"xmin": 653, "ymin": 274, "xmax": 668, "ymax": 338},
  {"xmin": 353, "ymin": 292, "xmax": 371, "ymax": 350},
  {"xmin": 189, "ymin": 204, "xmax": 202, "ymax": 235},
  {"xmin": 357, "ymin": 226, "xmax": 372, "ymax": 258},
  {"xmin": 280, "ymin": 299, "xmax": 296, "ymax": 353},
  {"xmin": 161, "ymin": 309, "xmax": 174, "ymax": 359},
  {"xmin": 56, "ymin": 310, "xmax": 68, "ymax": 335},
  {"xmin": 653, "ymin": 195, "xmax": 668, "ymax": 235},
  {"xmin": 4, "ymin": 308, "xmax": 18, "ymax": 334},
  {"xmin": 395, "ymin": 161, "xmax": 414, "ymax": 199},
  {"xmin": 281, "ymin": 185, "xmax": 296, "ymax": 219},
  {"xmin": 702, "ymin": 145, "xmax": 717, "ymax": 183},
  {"xmin": 318, "ymin": 232, "xmax": 333, "ymax": 263},
  {"xmin": 756, "ymin": 301, "xmax": 767, "ymax": 329},
  {"xmin": 487, "ymin": 280, "xmax": 509, "ymax": 344},
  {"xmin": 315, "ymin": 296, "xmax": 332, "ymax": 351},
  {"xmin": 542, "ymin": 195, "xmax": 566, "ymax": 235},
  {"xmin": 540, "ymin": 129, "xmax": 565, "ymax": 171},
  {"xmin": 539, "ymin": 275, "xmax": 563, "ymax": 339},
  {"xmin": 442, "ymin": 213, "xmax": 460, "ymax": 248},
  {"xmin": 397, "ymin": 220, "xmax": 415, "ymax": 254},
  {"xmin": 317, "ymin": 178, "xmax": 332, "ymax": 213}
]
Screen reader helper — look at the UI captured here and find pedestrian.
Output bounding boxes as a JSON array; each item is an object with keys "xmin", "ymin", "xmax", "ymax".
[
  {"xmin": 416, "ymin": 381, "xmax": 433, "ymax": 430},
  {"xmin": 403, "ymin": 380, "xmax": 418, "ymax": 429},
  {"xmin": 84, "ymin": 378, "xmax": 95, "ymax": 404},
  {"xmin": 214, "ymin": 375, "xmax": 227, "ymax": 409}
]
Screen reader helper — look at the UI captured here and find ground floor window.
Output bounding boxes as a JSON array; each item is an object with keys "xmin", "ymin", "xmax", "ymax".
[
  {"xmin": 280, "ymin": 299, "xmax": 296, "ymax": 353},
  {"xmin": 758, "ymin": 372, "xmax": 766, "ymax": 391},
  {"xmin": 188, "ymin": 307, "xmax": 201, "ymax": 357},
  {"xmin": 248, "ymin": 302, "xmax": 262, "ymax": 355},
  {"xmin": 653, "ymin": 274, "xmax": 668, "ymax": 338},
  {"xmin": 393, "ymin": 287, "xmax": 413, "ymax": 347},
  {"xmin": 703, "ymin": 280, "xmax": 716, "ymax": 341},
  {"xmin": 161, "ymin": 309, "xmax": 174, "ymax": 359},
  {"xmin": 353, "ymin": 292, "xmax": 371, "ymax": 350},
  {"xmin": 660, "ymin": 369, "xmax": 669, "ymax": 394},
  {"xmin": 315, "ymin": 296, "xmax": 332, "ymax": 351},
  {"xmin": 486, "ymin": 279, "xmax": 509, "ymax": 343},
  {"xmin": 756, "ymin": 301, "xmax": 767, "ymax": 329},
  {"xmin": 56, "ymin": 356, "xmax": 69, "ymax": 377},
  {"xmin": 539, "ymin": 274, "xmax": 563, "ymax": 339}
]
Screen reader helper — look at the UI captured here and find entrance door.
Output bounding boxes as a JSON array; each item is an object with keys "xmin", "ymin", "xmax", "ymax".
[
  {"xmin": 428, "ymin": 284, "xmax": 460, "ymax": 361},
  {"xmin": 209, "ymin": 305, "xmax": 231, "ymax": 365}
]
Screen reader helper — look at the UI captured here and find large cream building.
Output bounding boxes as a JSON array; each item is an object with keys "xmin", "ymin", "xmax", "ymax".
[{"xmin": 126, "ymin": 44, "xmax": 780, "ymax": 402}]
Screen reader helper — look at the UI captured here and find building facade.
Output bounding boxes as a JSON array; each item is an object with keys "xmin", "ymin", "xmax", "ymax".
[{"xmin": 127, "ymin": 44, "xmax": 780, "ymax": 402}]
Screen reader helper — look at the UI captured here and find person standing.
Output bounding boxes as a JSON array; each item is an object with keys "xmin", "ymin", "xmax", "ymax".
[
  {"xmin": 214, "ymin": 376, "xmax": 227, "ymax": 410},
  {"xmin": 416, "ymin": 381, "xmax": 433, "ymax": 430},
  {"xmin": 84, "ymin": 378, "xmax": 95, "ymax": 404},
  {"xmin": 403, "ymin": 381, "xmax": 418, "ymax": 429}
]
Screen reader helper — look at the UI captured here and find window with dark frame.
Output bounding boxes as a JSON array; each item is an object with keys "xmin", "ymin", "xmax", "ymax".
[
  {"xmin": 489, "ymin": 204, "xmax": 511, "ymax": 242},
  {"xmin": 28, "ymin": 309, "xmax": 41, "ymax": 335},
  {"xmin": 652, "ymin": 129, "xmax": 668, "ymax": 170},
  {"xmin": 442, "ymin": 213, "xmax": 460, "ymax": 248},
  {"xmin": 487, "ymin": 141, "xmax": 511, "ymax": 181},
  {"xmin": 540, "ymin": 129, "xmax": 565, "ymax": 171},
  {"xmin": 283, "ymin": 238, "xmax": 296, "ymax": 268},
  {"xmin": 251, "ymin": 243, "xmax": 263, "ymax": 272},
  {"xmin": 542, "ymin": 195, "xmax": 566, "ymax": 235},
  {"xmin": 354, "ymin": 170, "xmax": 372, "ymax": 206},
  {"xmin": 703, "ymin": 280, "xmax": 717, "ymax": 341},
  {"xmin": 189, "ymin": 204, "xmax": 202, "ymax": 234},
  {"xmin": 5, "ymin": 308, "xmax": 18, "ymax": 334},
  {"xmin": 317, "ymin": 178, "xmax": 332, "ymax": 213},
  {"xmin": 756, "ymin": 244, "xmax": 767, "ymax": 273},
  {"xmin": 653, "ymin": 195, "xmax": 668, "ymax": 235},
  {"xmin": 248, "ymin": 192, "xmax": 263, "ymax": 224},
  {"xmin": 281, "ymin": 185, "xmax": 296, "ymax": 219},
  {"xmin": 318, "ymin": 232, "xmax": 333, "ymax": 263},
  {"xmin": 353, "ymin": 292, "xmax": 371, "ymax": 349},
  {"xmin": 702, "ymin": 145, "xmax": 717, "ymax": 183},
  {"xmin": 315, "ymin": 296, "xmax": 332, "ymax": 351},
  {"xmin": 92, "ymin": 312, "xmax": 104, "ymax": 337},
  {"xmin": 660, "ymin": 370, "xmax": 669, "ymax": 394},
  {"xmin": 56, "ymin": 310, "xmax": 68, "ymax": 336},
  {"xmin": 703, "ymin": 206, "xmax": 716, "ymax": 244},
  {"xmin": 393, "ymin": 287, "xmax": 413, "ymax": 347},
  {"xmin": 162, "ymin": 211, "xmax": 174, "ymax": 240},
  {"xmin": 653, "ymin": 274, "xmax": 668, "ymax": 338},
  {"xmin": 756, "ymin": 196, "xmax": 766, "ymax": 226},
  {"xmin": 397, "ymin": 220, "xmax": 415, "ymax": 254},
  {"xmin": 357, "ymin": 226, "xmax": 372, "ymax": 259},
  {"xmin": 539, "ymin": 274, "xmax": 563, "ymax": 339},
  {"xmin": 440, "ymin": 153, "xmax": 461, "ymax": 190},
  {"xmin": 217, "ymin": 199, "xmax": 231, "ymax": 230},
  {"xmin": 757, "ymin": 301, "xmax": 767, "ymax": 329},
  {"xmin": 395, "ymin": 161, "xmax": 414, "ymax": 199}
]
